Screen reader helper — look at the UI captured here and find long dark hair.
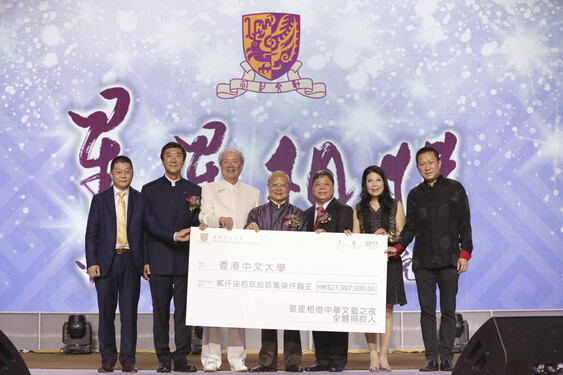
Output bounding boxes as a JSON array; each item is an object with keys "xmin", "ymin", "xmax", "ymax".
[{"xmin": 359, "ymin": 165, "xmax": 393, "ymax": 221}]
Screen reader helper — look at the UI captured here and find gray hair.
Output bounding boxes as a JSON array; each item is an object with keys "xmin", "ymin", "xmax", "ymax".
[
  {"xmin": 267, "ymin": 170, "xmax": 290, "ymax": 185},
  {"xmin": 218, "ymin": 147, "xmax": 245, "ymax": 165}
]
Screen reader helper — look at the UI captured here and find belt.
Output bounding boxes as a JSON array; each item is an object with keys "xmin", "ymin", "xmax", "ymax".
[{"xmin": 115, "ymin": 248, "xmax": 131, "ymax": 254}]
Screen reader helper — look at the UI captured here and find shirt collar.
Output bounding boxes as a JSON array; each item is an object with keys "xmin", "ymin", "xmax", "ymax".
[
  {"xmin": 424, "ymin": 174, "xmax": 445, "ymax": 188},
  {"xmin": 269, "ymin": 199, "xmax": 288, "ymax": 209},
  {"xmin": 220, "ymin": 179, "xmax": 240, "ymax": 190},
  {"xmin": 113, "ymin": 186, "xmax": 130, "ymax": 196},
  {"xmin": 315, "ymin": 197, "xmax": 334, "ymax": 210},
  {"xmin": 165, "ymin": 174, "xmax": 181, "ymax": 187}
]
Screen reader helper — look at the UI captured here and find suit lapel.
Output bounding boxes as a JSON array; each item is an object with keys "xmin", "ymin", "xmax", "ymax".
[
  {"xmin": 318, "ymin": 198, "xmax": 338, "ymax": 231},
  {"xmin": 127, "ymin": 188, "xmax": 136, "ymax": 225},
  {"xmin": 307, "ymin": 208, "xmax": 315, "ymax": 231},
  {"xmin": 104, "ymin": 188, "xmax": 117, "ymax": 241},
  {"xmin": 325, "ymin": 198, "xmax": 338, "ymax": 215}
]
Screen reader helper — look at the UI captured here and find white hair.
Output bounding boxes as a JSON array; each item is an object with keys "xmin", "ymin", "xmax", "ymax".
[
  {"xmin": 218, "ymin": 147, "xmax": 245, "ymax": 165},
  {"xmin": 267, "ymin": 170, "xmax": 290, "ymax": 185}
]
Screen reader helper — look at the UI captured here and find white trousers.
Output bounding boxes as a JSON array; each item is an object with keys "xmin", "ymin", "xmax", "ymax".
[{"xmin": 201, "ymin": 327, "xmax": 246, "ymax": 367}]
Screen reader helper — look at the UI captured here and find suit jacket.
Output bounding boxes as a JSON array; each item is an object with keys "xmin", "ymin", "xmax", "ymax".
[
  {"xmin": 304, "ymin": 198, "xmax": 353, "ymax": 233},
  {"xmin": 141, "ymin": 176, "xmax": 201, "ymax": 275},
  {"xmin": 85, "ymin": 186, "xmax": 174, "ymax": 278}
]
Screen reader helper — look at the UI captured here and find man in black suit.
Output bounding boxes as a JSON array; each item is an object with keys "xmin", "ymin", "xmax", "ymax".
[
  {"xmin": 303, "ymin": 170, "xmax": 353, "ymax": 373},
  {"xmin": 142, "ymin": 142, "xmax": 201, "ymax": 373},
  {"xmin": 86, "ymin": 155, "xmax": 190, "ymax": 373}
]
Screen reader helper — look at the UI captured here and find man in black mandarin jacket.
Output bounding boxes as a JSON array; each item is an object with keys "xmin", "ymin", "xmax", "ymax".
[
  {"xmin": 390, "ymin": 147, "xmax": 472, "ymax": 372},
  {"xmin": 142, "ymin": 142, "xmax": 201, "ymax": 373},
  {"xmin": 86, "ymin": 155, "xmax": 189, "ymax": 373},
  {"xmin": 303, "ymin": 170, "xmax": 353, "ymax": 373}
]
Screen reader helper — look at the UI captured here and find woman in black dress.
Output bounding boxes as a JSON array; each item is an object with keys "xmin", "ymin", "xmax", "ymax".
[{"xmin": 352, "ymin": 165, "xmax": 406, "ymax": 372}]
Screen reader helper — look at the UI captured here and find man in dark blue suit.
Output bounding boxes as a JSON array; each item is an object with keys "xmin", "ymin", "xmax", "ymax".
[
  {"xmin": 142, "ymin": 142, "xmax": 202, "ymax": 373},
  {"xmin": 303, "ymin": 170, "xmax": 353, "ymax": 373},
  {"xmin": 86, "ymin": 155, "xmax": 190, "ymax": 373}
]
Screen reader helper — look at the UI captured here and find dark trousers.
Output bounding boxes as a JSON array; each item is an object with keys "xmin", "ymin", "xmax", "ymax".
[
  {"xmin": 312, "ymin": 331, "xmax": 348, "ymax": 368},
  {"xmin": 258, "ymin": 329, "xmax": 302, "ymax": 369},
  {"xmin": 95, "ymin": 253, "xmax": 140, "ymax": 366},
  {"xmin": 414, "ymin": 266, "xmax": 459, "ymax": 361},
  {"xmin": 149, "ymin": 274, "xmax": 191, "ymax": 364}
]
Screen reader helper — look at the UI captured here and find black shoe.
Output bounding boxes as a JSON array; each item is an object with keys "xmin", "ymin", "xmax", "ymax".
[
  {"xmin": 157, "ymin": 361, "xmax": 172, "ymax": 373},
  {"xmin": 419, "ymin": 360, "xmax": 439, "ymax": 372},
  {"xmin": 285, "ymin": 365, "xmax": 303, "ymax": 372},
  {"xmin": 304, "ymin": 363, "xmax": 329, "ymax": 372},
  {"xmin": 174, "ymin": 361, "xmax": 197, "ymax": 372},
  {"xmin": 329, "ymin": 367, "xmax": 343, "ymax": 372},
  {"xmin": 249, "ymin": 365, "xmax": 277, "ymax": 372},
  {"xmin": 440, "ymin": 360, "xmax": 454, "ymax": 371}
]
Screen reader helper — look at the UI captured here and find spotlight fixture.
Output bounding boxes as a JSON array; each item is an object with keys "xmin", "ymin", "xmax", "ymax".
[
  {"xmin": 62, "ymin": 314, "xmax": 91, "ymax": 354},
  {"xmin": 453, "ymin": 313, "xmax": 469, "ymax": 352}
]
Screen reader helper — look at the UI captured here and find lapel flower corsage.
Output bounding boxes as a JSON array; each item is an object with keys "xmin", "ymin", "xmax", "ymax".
[
  {"xmin": 186, "ymin": 195, "xmax": 201, "ymax": 212},
  {"xmin": 283, "ymin": 214, "xmax": 301, "ymax": 228},
  {"xmin": 387, "ymin": 230, "xmax": 398, "ymax": 246},
  {"xmin": 318, "ymin": 210, "xmax": 332, "ymax": 224}
]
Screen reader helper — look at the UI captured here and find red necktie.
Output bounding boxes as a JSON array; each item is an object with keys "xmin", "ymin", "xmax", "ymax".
[{"xmin": 314, "ymin": 206, "xmax": 324, "ymax": 230}]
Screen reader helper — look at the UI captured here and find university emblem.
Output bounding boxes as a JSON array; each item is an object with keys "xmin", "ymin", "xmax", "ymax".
[
  {"xmin": 217, "ymin": 13, "xmax": 326, "ymax": 99},
  {"xmin": 200, "ymin": 232, "xmax": 208, "ymax": 242}
]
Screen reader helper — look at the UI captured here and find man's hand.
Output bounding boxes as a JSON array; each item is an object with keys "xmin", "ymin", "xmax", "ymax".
[
  {"xmin": 343, "ymin": 229, "xmax": 352, "ymax": 236},
  {"xmin": 246, "ymin": 222, "xmax": 260, "ymax": 232},
  {"xmin": 314, "ymin": 228, "xmax": 326, "ymax": 234},
  {"xmin": 384, "ymin": 246, "xmax": 398, "ymax": 257},
  {"xmin": 375, "ymin": 228, "xmax": 387, "ymax": 235},
  {"xmin": 87, "ymin": 265, "xmax": 100, "ymax": 278},
  {"xmin": 457, "ymin": 258, "xmax": 468, "ymax": 274},
  {"xmin": 219, "ymin": 217, "xmax": 234, "ymax": 231},
  {"xmin": 199, "ymin": 223, "xmax": 207, "ymax": 231},
  {"xmin": 143, "ymin": 264, "xmax": 151, "ymax": 280},
  {"xmin": 175, "ymin": 228, "xmax": 191, "ymax": 242}
]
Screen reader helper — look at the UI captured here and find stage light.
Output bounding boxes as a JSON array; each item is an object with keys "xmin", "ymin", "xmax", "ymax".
[
  {"xmin": 62, "ymin": 315, "xmax": 91, "ymax": 354},
  {"xmin": 453, "ymin": 313, "xmax": 469, "ymax": 352}
]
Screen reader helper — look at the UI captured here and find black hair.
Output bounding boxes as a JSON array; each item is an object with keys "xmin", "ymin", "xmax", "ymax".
[
  {"xmin": 110, "ymin": 155, "xmax": 133, "ymax": 171},
  {"xmin": 311, "ymin": 169, "xmax": 334, "ymax": 186},
  {"xmin": 416, "ymin": 147, "xmax": 440, "ymax": 164},
  {"xmin": 358, "ymin": 165, "xmax": 393, "ymax": 218},
  {"xmin": 160, "ymin": 142, "xmax": 186, "ymax": 161}
]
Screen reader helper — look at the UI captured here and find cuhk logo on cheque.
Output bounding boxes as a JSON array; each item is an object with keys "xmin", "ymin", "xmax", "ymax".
[
  {"xmin": 200, "ymin": 232, "xmax": 208, "ymax": 242},
  {"xmin": 217, "ymin": 13, "xmax": 326, "ymax": 99}
]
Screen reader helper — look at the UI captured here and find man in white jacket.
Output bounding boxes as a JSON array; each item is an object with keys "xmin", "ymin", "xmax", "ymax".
[{"xmin": 198, "ymin": 147, "xmax": 262, "ymax": 372}]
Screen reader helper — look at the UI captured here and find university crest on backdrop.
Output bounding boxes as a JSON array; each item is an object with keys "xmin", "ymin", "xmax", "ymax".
[{"xmin": 217, "ymin": 13, "xmax": 326, "ymax": 99}]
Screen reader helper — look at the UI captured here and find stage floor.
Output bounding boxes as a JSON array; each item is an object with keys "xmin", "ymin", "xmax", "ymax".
[
  {"xmin": 22, "ymin": 351, "xmax": 460, "ymax": 374},
  {"xmin": 30, "ymin": 370, "xmax": 435, "ymax": 374}
]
